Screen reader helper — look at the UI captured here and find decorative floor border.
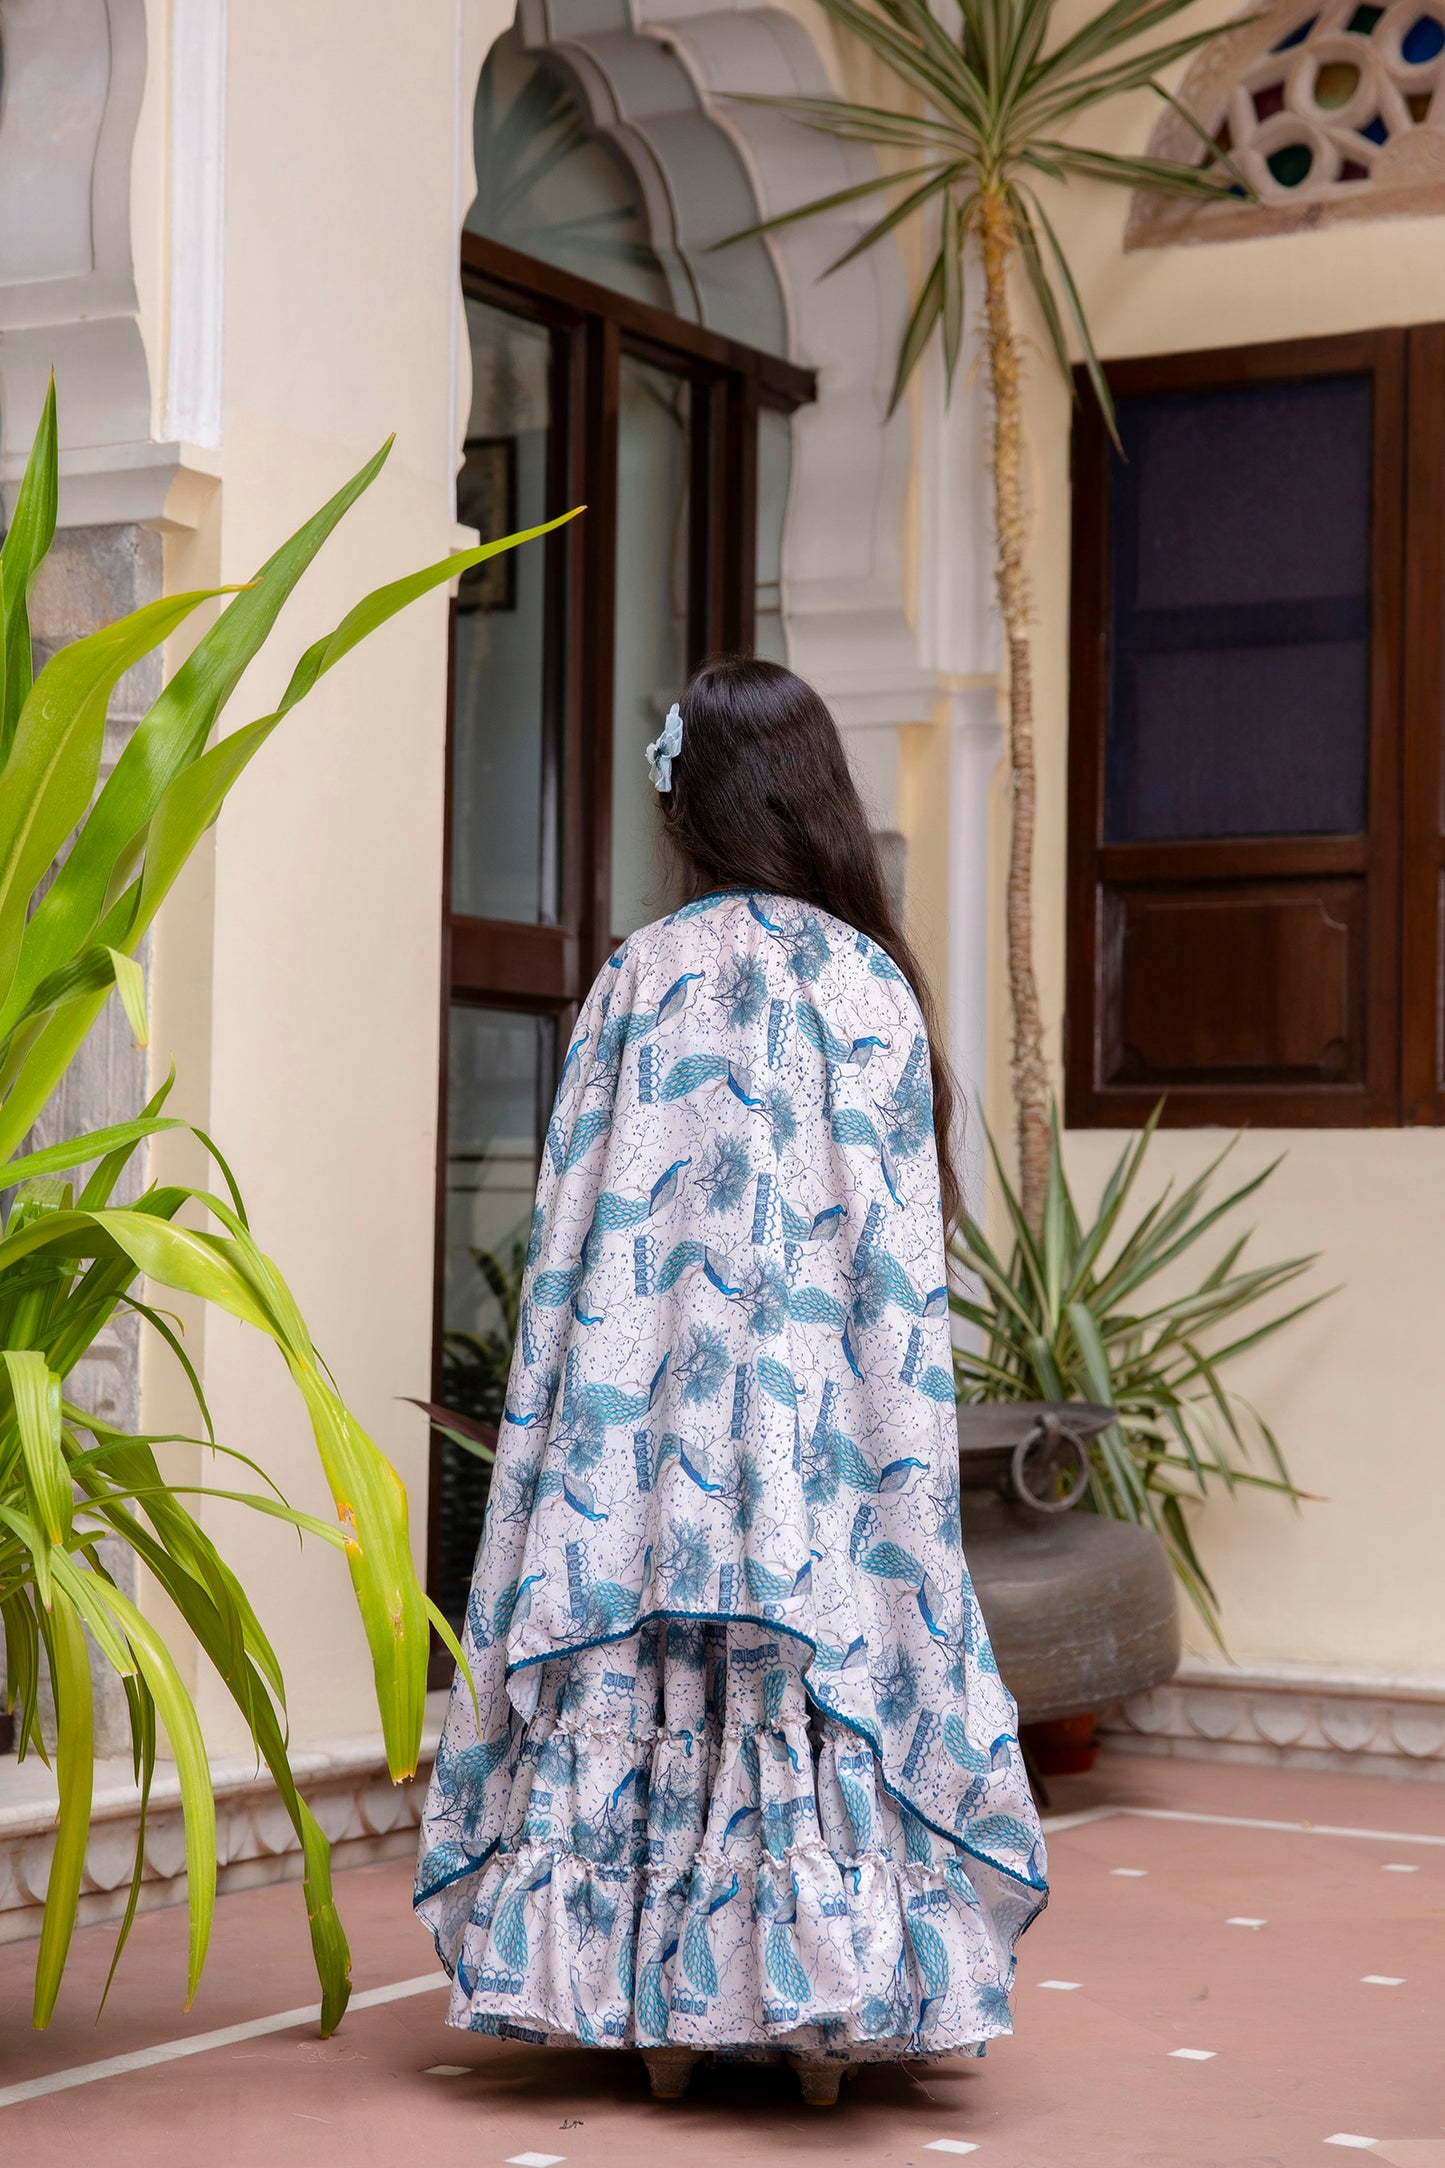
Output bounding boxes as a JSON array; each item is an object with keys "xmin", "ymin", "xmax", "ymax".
[
  {"xmin": 0, "ymin": 1715, "xmax": 443, "ymax": 1947},
  {"xmin": 1098, "ymin": 1662, "xmax": 1445, "ymax": 1784}
]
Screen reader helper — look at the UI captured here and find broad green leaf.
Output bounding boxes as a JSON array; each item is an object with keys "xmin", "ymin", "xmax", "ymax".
[
  {"xmin": 0, "ymin": 377, "xmax": 58, "ymax": 766},
  {"xmin": 0, "ymin": 588, "xmax": 229, "ymax": 1022},
  {"xmin": 31, "ymin": 1592, "xmax": 92, "ymax": 2026},
  {"xmin": 5, "ymin": 1352, "xmax": 69, "ymax": 1549},
  {"xmin": 0, "ymin": 1114, "xmax": 184, "ymax": 1191},
  {"xmin": 103, "ymin": 948, "xmax": 148, "ymax": 1047},
  {"xmin": 6, "ymin": 442, "xmax": 397, "ymax": 1022},
  {"xmin": 97, "ymin": 1580, "xmax": 217, "ymax": 2005}
]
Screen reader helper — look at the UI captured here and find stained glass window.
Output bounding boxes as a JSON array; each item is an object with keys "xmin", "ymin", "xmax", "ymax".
[{"xmin": 1130, "ymin": 0, "xmax": 1445, "ymax": 240}]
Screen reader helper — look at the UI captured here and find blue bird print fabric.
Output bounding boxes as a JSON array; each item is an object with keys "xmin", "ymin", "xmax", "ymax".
[{"xmin": 415, "ymin": 891, "xmax": 1046, "ymax": 2060}]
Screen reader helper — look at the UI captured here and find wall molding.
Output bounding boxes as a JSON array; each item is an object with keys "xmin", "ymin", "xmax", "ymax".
[
  {"xmin": 0, "ymin": 0, "xmax": 220, "ymax": 527},
  {"xmin": 0, "ymin": 1712, "xmax": 443, "ymax": 1947},
  {"xmin": 1099, "ymin": 1659, "xmax": 1445, "ymax": 1782}
]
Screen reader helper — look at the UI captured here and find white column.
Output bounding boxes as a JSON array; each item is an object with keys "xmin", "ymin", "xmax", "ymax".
[
  {"xmin": 914, "ymin": 295, "xmax": 1002, "ymax": 1213},
  {"xmin": 164, "ymin": 0, "xmax": 228, "ymax": 449}
]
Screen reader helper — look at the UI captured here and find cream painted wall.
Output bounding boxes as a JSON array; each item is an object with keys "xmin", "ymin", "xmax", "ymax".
[
  {"xmin": 982, "ymin": 0, "xmax": 1445, "ymax": 1674},
  {"xmin": 142, "ymin": 0, "xmax": 517, "ymax": 1749}
]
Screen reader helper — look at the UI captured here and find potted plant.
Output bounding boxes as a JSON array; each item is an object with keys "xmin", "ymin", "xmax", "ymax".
[
  {"xmin": 0, "ymin": 387, "xmax": 575, "ymax": 2028},
  {"xmin": 949, "ymin": 1110, "xmax": 1321, "ymax": 1769}
]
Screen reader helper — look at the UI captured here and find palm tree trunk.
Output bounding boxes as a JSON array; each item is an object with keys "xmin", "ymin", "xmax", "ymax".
[{"xmin": 978, "ymin": 189, "xmax": 1051, "ymax": 1236}]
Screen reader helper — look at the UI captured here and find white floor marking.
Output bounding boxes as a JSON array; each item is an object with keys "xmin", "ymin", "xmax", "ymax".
[
  {"xmin": 1037, "ymin": 1980, "xmax": 1082, "ymax": 1991},
  {"xmin": 1384, "ymin": 1862, "xmax": 1422, "ymax": 1872},
  {"xmin": 1360, "ymin": 1975, "xmax": 1405, "ymax": 1986},
  {"xmin": 1324, "ymin": 2137, "xmax": 1379, "ymax": 2150},
  {"xmin": 1227, "ymin": 1917, "xmax": 1267, "ymax": 1928},
  {"xmin": 1044, "ymin": 1803, "xmax": 1445, "ymax": 1851},
  {"xmin": 506, "ymin": 2155, "xmax": 566, "ymax": 2168},
  {"xmin": 1039, "ymin": 1806, "xmax": 1123, "ymax": 1835},
  {"xmin": 0, "ymin": 1973, "xmax": 447, "ymax": 2110},
  {"xmin": 1169, "ymin": 2049, "xmax": 1216, "ymax": 2061},
  {"xmin": 1111, "ymin": 1867, "xmax": 1148, "ymax": 1877},
  {"xmin": 1129, "ymin": 1807, "xmax": 1445, "ymax": 1848},
  {"xmin": 425, "ymin": 2064, "xmax": 470, "ymax": 2075},
  {"xmin": 923, "ymin": 2144, "xmax": 980, "ymax": 2157}
]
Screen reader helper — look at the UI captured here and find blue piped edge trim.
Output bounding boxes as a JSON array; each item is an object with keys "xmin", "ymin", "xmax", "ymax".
[{"xmin": 412, "ymin": 1604, "xmax": 1049, "ymax": 1913}]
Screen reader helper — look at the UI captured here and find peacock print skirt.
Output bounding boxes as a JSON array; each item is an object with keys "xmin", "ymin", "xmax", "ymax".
[{"xmin": 414, "ymin": 1619, "xmax": 1045, "ymax": 2060}]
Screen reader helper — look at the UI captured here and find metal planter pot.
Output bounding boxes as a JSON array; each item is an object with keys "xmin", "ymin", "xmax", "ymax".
[{"xmin": 957, "ymin": 1403, "xmax": 1181, "ymax": 1726}]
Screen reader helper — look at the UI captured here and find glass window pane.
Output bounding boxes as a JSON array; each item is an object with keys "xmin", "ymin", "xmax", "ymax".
[
  {"xmin": 451, "ymin": 300, "xmax": 558, "ymax": 923},
  {"xmin": 610, "ymin": 356, "xmax": 692, "ymax": 940},
  {"xmin": 1104, "ymin": 375, "xmax": 1372, "ymax": 842},
  {"xmin": 755, "ymin": 404, "xmax": 792, "ymax": 665},
  {"xmin": 437, "ymin": 1004, "xmax": 556, "ymax": 1626}
]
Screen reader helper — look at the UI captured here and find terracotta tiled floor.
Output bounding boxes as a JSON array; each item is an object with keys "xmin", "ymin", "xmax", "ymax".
[{"xmin": 1, "ymin": 1752, "xmax": 1442, "ymax": 2166}]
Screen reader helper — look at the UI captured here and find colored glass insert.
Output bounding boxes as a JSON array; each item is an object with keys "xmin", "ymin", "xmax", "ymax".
[
  {"xmin": 1339, "ymin": 157, "xmax": 1369, "ymax": 177},
  {"xmin": 1358, "ymin": 111, "xmax": 1390, "ymax": 142},
  {"xmin": 1314, "ymin": 60, "xmax": 1360, "ymax": 105},
  {"xmin": 1346, "ymin": 3, "xmax": 1384, "ymax": 30},
  {"xmin": 1272, "ymin": 12, "xmax": 1318, "ymax": 47},
  {"xmin": 1252, "ymin": 80, "xmax": 1287, "ymax": 119},
  {"xmin": 1267, "ymin": 141, "xmax": 1315, "ymax": 184},
  {"xmin": 1401, "ymin": 12, "xmax": 1445, "ymax": 60},
  {"xmin": 1407, "ymin": 90, "xmax": 1434, "ymax": 119}
]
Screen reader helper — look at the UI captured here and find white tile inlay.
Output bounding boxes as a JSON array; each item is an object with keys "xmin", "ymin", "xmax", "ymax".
[
  {"xmin": 923, "ymin": 2145, "xmax": 980, "ymax": 2157},
  {"xmin": 1324, "ymin": 2138, "xmax": 1379, "ymax": 2150},
  {"xmin": 1111, "ymin": 1867, "xmax": 1148, "ymax": 1877},
  {"xmin": 1360, "ymin": 1974, "xmax": 1404, "ymax": 1986},
  {"xmin": 1168, "ymin": 2048, "xmax": 1217, "ymax": 2061},
  {"xmin": 1383, "ymin": 1862, "xmax": 1421, "ymax": 1872},
  {"xmin": 506, "ymin": 2156, "xmax": 566, "ymax": 2168},
  {"xmin": 1227, "ymin": 1917, "xmax": 1267, "ymax": 1928},
  {"xmin": 0, "ymin": 1972, "xmax": 446, "ymax": 2112},
  {"xmin": 1037, "ymin": 1980, "xmax": 1081, "ymax": 1991}
]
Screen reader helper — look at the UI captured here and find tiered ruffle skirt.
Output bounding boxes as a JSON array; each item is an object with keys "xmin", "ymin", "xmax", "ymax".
[{"xmin": 415, "ymin": 1620, "xmax": 1044, "ymax": 2060}]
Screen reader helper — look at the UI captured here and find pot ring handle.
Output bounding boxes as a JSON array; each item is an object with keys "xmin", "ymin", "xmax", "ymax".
[{"xmin": 1010, "ymin": 1412, "xmax": 1091, "ymax": 1514}]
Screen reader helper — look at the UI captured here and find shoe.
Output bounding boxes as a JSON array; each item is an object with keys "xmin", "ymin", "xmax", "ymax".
[
  {"xmin": 642, "ymin": 2046, "xmax": 697, "ymax": 2100},
  {"xmin": 788, "ymin": 2054, "xmax": 843, "ymax": 2107}
]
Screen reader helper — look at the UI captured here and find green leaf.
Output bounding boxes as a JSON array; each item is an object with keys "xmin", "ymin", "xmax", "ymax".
[
  {"xmin": 0, "ymin": 587, "xmax": 229, "ymax": 1023},
  {"xmin": 0, "ymin": 377, "xmax": 58, "ymax": 766},
  {"xmin": 889, "ymin": 253, "xmax": 947, "ymax": 415},
  {"xmin": 0, "ymin": 1114, "xmax": 184, "ymax": 1191},
  {"xmin": 103, "ymin": 947, "xmax": 148, "ymax": 1048},
  {"xmin": 97, "ymin": 1579, "xmax": 217, "ymax": 2005},
  {"xmin": 5, "ymin": 1352, "xmax": 69, "ymax": 1551},
  {"xmin": 31, "ymin": 1591, "xmax": 93, "ymax": 2026},
  {"xmin": 941, "ymin": 189, "xmax": 965, "ymax": 383}
]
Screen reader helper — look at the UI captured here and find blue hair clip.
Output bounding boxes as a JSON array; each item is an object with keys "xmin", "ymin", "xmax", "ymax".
[{"xmin": 645, "ymin": 702, "xmax": 684, "ymax": 793}]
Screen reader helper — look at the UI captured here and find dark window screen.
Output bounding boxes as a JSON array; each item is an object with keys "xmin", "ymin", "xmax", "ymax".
[{"xmin": 1104, "ymin": 375, "xmax": 1373, "ymax": 842}]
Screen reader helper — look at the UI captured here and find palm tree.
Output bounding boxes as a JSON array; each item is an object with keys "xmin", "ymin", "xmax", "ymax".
[{"xmin": 734, "ymin": 0, "xmax": 1239, "ymax": 1231}]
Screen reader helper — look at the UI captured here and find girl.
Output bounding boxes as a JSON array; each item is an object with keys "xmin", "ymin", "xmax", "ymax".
[{"xmin": 415, "ymin": 658, "xmax": 1046, "ymax": 2105}]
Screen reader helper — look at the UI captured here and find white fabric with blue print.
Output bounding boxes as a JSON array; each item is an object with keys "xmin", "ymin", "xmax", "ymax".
[{"xmin": 415, "ymin": 891, "xmax": 1046, "ymax": 2059}]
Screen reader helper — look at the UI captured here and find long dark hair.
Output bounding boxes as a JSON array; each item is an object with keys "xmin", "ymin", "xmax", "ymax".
[{"xmin": 659, "ymin": 655, "xmax": 962, "ymax": 1230}]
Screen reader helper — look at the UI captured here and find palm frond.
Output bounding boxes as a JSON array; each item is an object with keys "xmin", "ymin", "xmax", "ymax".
[{"xmin": 952, "ymin": 1108, "xmax": 1321, "ymax": 1639}]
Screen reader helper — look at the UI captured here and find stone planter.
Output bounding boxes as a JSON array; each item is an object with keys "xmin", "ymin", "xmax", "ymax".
[{"xmin": 957, "ymin": 1402, "xmax": 1181, "ymax": 1727}]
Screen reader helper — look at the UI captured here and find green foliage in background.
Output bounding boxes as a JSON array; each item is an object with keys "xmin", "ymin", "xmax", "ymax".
[
  {"xmin": 951, "ymin": 1109, "xmax": 1327, "ymax": 1640},
  {"xmin": 0, "ymin": 384, "xmax": 577, "ymax": 2031}
]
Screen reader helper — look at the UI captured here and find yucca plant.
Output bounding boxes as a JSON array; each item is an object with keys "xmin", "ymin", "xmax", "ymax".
[
  {"xmin": 951, "ymin": 1109, "xmax": 1326, "ymax": 1639},
  {"xmin": 0, "ymin": 385, "xmax": 576, "ymax": 2029},
  {"xmin": 732, "ymin": 0, "xmax": 1244, "ymax": 1231}
]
